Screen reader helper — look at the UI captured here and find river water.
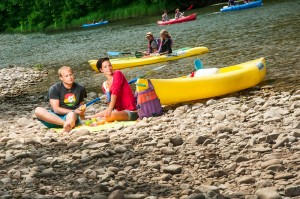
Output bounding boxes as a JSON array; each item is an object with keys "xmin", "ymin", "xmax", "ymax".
[{"xmin": 0, "ymin": 0, "xmax": 299, "ymax": 95}]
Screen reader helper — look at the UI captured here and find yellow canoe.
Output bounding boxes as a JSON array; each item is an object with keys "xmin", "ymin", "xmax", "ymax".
[
  {"xmin": 136, "ymin": 57, "xmax": 266, "ymax": 105},
  {"xmin": 88, "ymin": 47, "xmax": 209, "ymax": 71}
]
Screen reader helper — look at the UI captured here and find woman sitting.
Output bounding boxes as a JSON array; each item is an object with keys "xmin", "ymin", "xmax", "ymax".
[
  {"xmin": 86, "ymin": 57, "xmax": 138, "ymax": 122},
  {"xmin": 158, "ymin": 30, "xmax": 173, "ymax": 55}
]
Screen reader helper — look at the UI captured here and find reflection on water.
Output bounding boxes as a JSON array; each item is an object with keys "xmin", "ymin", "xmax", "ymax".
[{"xmin": 0, "ymin": 0, "xmax": 299, "ymax": 94}]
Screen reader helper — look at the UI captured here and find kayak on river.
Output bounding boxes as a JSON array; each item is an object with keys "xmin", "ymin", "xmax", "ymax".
[
  {"xmin": 88, "ymin": 46, "xmax": 209, "ymax": 71},
  {"xmin": 220, "ymin": 0, "xmax": 263, "ymax": 12},
  {"xmin": 157, "ymin": 13, "xmax": 197, "ymax": 26},
  {"xmin": 135, "ymin": 57, "xmax": 266, "ymax": 105},
  {"xmin": 81, "ymin": 20, "xmax": 108, "ymax": 28}
]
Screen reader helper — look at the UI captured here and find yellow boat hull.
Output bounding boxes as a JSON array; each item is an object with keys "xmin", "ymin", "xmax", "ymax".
[
  {"xmin": 136, "ymin": 57, "xmax": 267, "ymax": 105},
  {"xmin": 88, "ymin": 47, "xmax": 209, "ymax": 71}
]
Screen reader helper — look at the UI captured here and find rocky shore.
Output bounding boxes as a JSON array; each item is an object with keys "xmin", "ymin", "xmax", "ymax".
[{"xmin": 0, "ymin": 67, "xmax": 300, "ymax": 199}]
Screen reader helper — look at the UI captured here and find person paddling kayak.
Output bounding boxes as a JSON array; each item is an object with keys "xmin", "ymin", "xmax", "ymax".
[
  {"xmin": 162, "ymin": 10, "xmax": 169, "ymax": 22},
  {"xmin": 175, "ymin": 8, "xmax": 184, "ymax": 19},
  {"xmin": 228, "ymin": 0, "xmax": 236, "ymax": 6}
]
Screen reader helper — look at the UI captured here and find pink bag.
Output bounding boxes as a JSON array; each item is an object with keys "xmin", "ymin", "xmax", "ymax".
[{"xmin": 136, "ymin": 80, "xmax": 163, "ymax": 119}]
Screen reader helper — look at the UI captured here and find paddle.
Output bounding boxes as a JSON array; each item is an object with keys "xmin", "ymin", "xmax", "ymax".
[
  {"xmin": 194, "ymin": 59, "xmax": 203, "ymax": 70},
  {"xmin": 86, "ymin": 95, "xmax": 106, "ymax": 107},
  {"xmin": 84, "ymin": 65, "xmax": 167, "ymax": 107},
  {"xmin": 128, "ymin": 65, "xmax": 167, "ymax": 84},
  {"xmin": 107, "ymin": 51, "xmax": 144, "ymax": 58}
]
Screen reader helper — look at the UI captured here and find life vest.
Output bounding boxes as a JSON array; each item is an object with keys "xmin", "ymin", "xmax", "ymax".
[
  {"xmin": 147, "ymin": 38, "xmax": 161, "ymax": 54},
  {"xmin": 158, "ymin": 38, "xmax": 174, "ymax": 53}
]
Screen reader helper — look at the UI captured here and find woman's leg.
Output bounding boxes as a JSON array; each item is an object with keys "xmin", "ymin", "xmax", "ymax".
[
  {"xmin": 106, "ymin": 111, "xmax": 129, "ymax": 122},
  {"xmin": 85, "ymin": 110, "xmax": 106, "ymax": 119}
]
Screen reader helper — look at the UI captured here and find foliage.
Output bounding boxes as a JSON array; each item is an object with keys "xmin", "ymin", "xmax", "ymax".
[
  {"xmin": 0, "ymin": 0, "xmax": 179, "ymax": 32},
  {"xmin": 34, "ymin": 63, "xmax": 45, "ymax": 71}
]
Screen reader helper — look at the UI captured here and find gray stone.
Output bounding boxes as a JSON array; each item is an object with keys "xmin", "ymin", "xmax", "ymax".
[
  {"xmin": 96, "ymin": 135, "xmax": 110, "ymax": 143},
  {"xmin": 189, "ymin": 135, "xmax": 210, "ymax": 145},
  {"xmin": 126, "ymin": 159, "xmax": 140, "ymax": 166},
  {"xmin": 0, "ymin": 177, "xmax": 11, "ymax": 185},
  {"xmin": 265, "ymin": 133, "xmax": 280, "ymax": 143},
  {"xmin": 245, "ymin": 195, "xmax": 258, "ymax": 199},
  {"xmin": 237, "ymin": 176, "xmax": 256, "ymax": 184},
  {"xmin": 213, "ymin": 110, "xmax": 226, "ymax": 121},
  {"xmin": 195, "ymin": 185, "xmax": 220, "ymax": 193},
  {"xmin": 291, "ymin": 130, "xmax": 300, "ymax": 138},
  {"xmin": 211, "ymin": 124, "xmax": 233, "ymax": 133},
  {"xmin": 255, "ymin": 188, "xmax": 282, "ymax": 199},
  {"xmin": 206, "ymin": 99, "xmax": 217, "ymax": 105},
  {"xmin": 186, "ymin": 193, "xmax": 206, "ymax": 199},
  {"xmin": 261, "ymin": 159, "xmax": 283, "ymax": 169},
  {"xmin": 17, "ymin": 117, "xmax": 29, "ymax": 127},
  {"xmin": 169, "ymin": 135, "xmax": 183, "ymax": 146},
  {"xmin": 114, "ymin": 146, "xmax": 127, "ymax": 153},
  {"xmin": 256, "ymin": 180, "xmax": 273, "ymax": 188},
  {"xmin": 39, "ymin": 168, "xmax": 56, "ymax": 177},
  {"xmin": 252, "ymin": 147, "xmax": 272, "ymax": 153},
  {"xmin": 160, "ymin": 147, "xmax": 176, "ymax": 155},
  {"xmin": 223, "ymin": 163, "xmax": 237, "ymax": 172},
  {"xmin": 124, "ymin": 194, "xmax": 147, "ymax": 199},
  {"xmin": 265, "ymin": 164, "xmax": 285, "ymax": 172},
  {"xmin": 70, "ymin": 128, "xmax": 91, "ymax": 139},
  {"xmin": 160, "ymin": 174, "xmax": 172, "ymax": 181},
  {"xmin": 235, "ymin": 156, "xmax": 250, "ymax": 163},
  {"xmin": 272, "ymin": 137, "xmax": 289, "ymax": 149},
  {"xmin": 274, "ymin": 173, "xmax": 295, "ymax": 180},
  {"xmin": 162, "ymin": 165, "xmax": 182, "ymax": 175},
  {"xmin": 285, "ymin": 185, "xmax": 300, "ymax": 197},
  {"xmin": 108, "ymin": 190, "xmax": 124, "ymax": 199}
]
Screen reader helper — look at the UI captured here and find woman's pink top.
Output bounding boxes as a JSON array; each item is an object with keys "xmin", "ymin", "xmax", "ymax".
[{"xmin": 102, "ymin": 70, "xmax": 136, "ymax": 111}]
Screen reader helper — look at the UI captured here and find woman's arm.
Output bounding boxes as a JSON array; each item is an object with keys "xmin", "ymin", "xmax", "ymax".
[
  {"xmin": 159, "ymin": 39, "xmax": 172, "ymax": 55},
  {"xmin": 105, "ymin": 94, "xmax": 117, "ymax": 118}
]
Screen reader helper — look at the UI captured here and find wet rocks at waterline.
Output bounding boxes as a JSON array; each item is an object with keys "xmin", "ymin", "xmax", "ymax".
[{"xmin": 0, "ymin": 66, "xmax": 48, "ymax": 98}]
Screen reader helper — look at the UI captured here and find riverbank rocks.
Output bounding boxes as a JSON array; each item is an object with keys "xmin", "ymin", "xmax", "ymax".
[
  {"xmin": 0, "ymin": 66, "xmax": 48, "ymax": 98},
  {"xmin": 0, "ymin": 72, "xmax": 300, "ymax": 198}
]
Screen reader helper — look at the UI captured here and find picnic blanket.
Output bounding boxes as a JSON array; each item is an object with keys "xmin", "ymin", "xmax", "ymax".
[{"xmin": 52, "ymin": 121, "xmax": 137, "ymax": 133}]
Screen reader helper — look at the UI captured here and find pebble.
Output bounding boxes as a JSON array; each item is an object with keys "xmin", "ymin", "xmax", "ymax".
[
  {"xmin": 162, "ymin": 165, "xmax": 182, "ymax": 175},
  {"xmin": 284, "ymin": 185, "xmax": 300, "ymax": 197},
  {"xmin": 255, "ymin": 187, "xmax": 282, "ymax": 199}
]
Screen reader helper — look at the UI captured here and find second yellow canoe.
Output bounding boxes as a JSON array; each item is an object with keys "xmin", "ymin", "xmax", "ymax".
[
  {"xmin": 136, "ymin": 57, "xmax": 266, "ymax": 105},
  {"xmin": 88, "ymin": 46, "xmax": 209, "ymax": 71}
]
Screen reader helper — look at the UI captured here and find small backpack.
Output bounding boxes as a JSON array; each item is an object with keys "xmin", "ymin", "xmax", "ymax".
[{"xmin": 135, "ymin": 80, "xmax": 163, "ymax": 119}]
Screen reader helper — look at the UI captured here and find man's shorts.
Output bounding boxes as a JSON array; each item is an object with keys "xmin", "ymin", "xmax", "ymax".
[
  {"xmin": 39, "ymin": 110, "xmax": 80, "ymax": 128},
  {"xmin": 125, "ymin": 110, "xmax": 139, "ymax": 121}
]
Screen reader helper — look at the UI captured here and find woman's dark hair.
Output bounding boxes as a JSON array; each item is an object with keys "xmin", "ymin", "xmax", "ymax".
[{"xmin": 96, "ymin": 57, "xmax": 110, "ymax": 72}]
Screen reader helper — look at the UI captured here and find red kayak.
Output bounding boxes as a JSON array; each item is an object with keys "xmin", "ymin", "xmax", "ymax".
[{"xmin": 157, "ymin": 13, "xmax": 197, "ymax": 25}]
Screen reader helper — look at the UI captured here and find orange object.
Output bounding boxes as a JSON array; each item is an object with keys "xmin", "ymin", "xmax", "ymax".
[{"xmin": 97, "ymin": 120, "xmax": 106, "ymax": 125}]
